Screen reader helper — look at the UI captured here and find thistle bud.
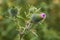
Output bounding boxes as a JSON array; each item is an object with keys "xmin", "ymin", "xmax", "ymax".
[
  {"xmin": 31, "ymin": 13, "xmax": 46, "ymax": 23},
  {"xmin": 9, "ymin": 6, "xmax": 18, "ymax": 17}
]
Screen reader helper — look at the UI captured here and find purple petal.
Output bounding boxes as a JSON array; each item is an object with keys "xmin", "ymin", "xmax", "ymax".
[{"xmin": 40, "ymin": 13, "xmax": 46, "ymax": 19}]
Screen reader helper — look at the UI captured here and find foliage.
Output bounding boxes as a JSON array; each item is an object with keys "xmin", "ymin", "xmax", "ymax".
[{"xmin": 0, "ymin": 0, "xmax": 60, "ymax": 40}]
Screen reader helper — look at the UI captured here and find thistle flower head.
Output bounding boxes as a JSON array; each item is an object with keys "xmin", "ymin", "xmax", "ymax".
[{"xmin": 40, "ymin": 13, "xmax": 46, "ymax": 19}]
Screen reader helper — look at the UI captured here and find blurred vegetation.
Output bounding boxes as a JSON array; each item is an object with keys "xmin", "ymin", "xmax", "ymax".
[{"xmin": 0, "ymin": 0, "xmax": 60, "ymax": 40}]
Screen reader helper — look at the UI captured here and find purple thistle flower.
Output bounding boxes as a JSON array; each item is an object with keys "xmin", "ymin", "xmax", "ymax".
[{"xmin": 40, "ymin": 13, "xmax": 46, "ymax": 19}]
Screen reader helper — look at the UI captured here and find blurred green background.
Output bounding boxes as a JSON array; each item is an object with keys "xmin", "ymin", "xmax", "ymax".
[{"xmin": 0, "ymin": 0, "xmax": 60, "ymax": 40}]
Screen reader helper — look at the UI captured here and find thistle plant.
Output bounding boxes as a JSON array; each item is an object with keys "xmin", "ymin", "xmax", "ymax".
[
  {"xmin": 1, "ymin": 0, "xmax": 60, "ymax": 40},
  {"xmin": 18, "ymin": 6, "xmax": 47, "ymax": 40},
  {"xmin": 0, "ymin": 2, "xmax": 47, "ymax": 39}
]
